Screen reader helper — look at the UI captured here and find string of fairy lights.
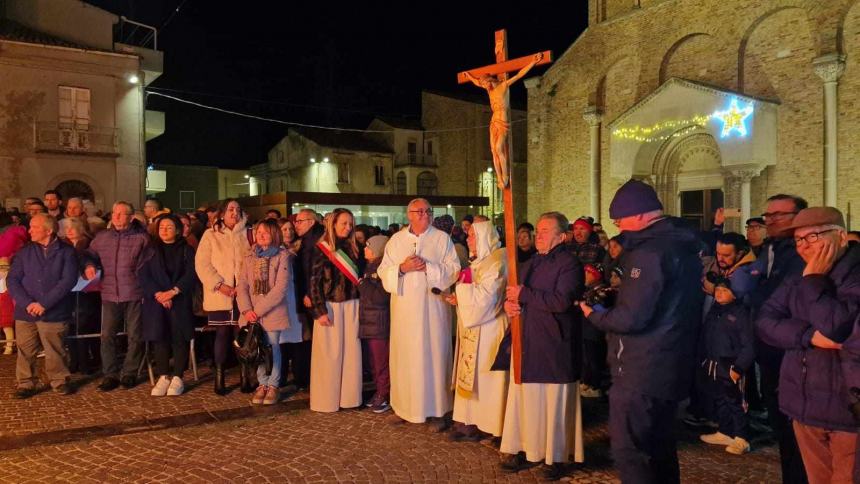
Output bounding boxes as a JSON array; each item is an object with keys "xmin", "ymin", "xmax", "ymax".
[{"xmin": 611, "ymin": 98, "xmax": 755, "ymax": 143}]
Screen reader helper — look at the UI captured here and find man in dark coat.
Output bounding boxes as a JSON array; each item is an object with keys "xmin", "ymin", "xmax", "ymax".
[
  {"xmin": 8, "ymin": 214, "xmax": 78, "ymax": 397},
  {"xmin": 756, "ymin": 207, "xmax": 859, "ymax": 483},
  {"xmin": 748, "ymin": 193, "xmax": 809, "ymax": 484},
  {"xmin": 498, "ymin": 211, "xmax": 584, "ymax": 481},
  {"xmin": 581, "ymin": 180, "xmax": 704, "ymax": 484},
  {"xmin": 288, "ymin": 208, "xmax": 324, "ymax": 389},
  {"xmin": 84, "ymin": 201, "xmax": 150, "ymax": 391}
]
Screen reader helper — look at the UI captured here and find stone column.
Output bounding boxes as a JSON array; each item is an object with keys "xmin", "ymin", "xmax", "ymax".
[
  {"xmin": 582, "ymin": 106, "xmax": 603, "ymax": 219},
  {"xmin": 725, "ymin": 168, "xmax": 761, "ymax": 231},
  {"xmin": 813, "ymin": 54, "xmax": 846, "ymax": 207}
]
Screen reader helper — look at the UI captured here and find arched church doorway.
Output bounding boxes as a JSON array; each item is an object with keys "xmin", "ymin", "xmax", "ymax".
[
  {"xmin": 652, "ymin": 132, "xmax": 726, "ymax": 230},
  {"xmin": 54, "ymin": 179, "xmax": 95, "ymax": 203}
]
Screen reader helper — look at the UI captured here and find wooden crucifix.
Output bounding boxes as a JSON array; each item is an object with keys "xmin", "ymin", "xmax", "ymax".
[{"xmin": 457, "ymin": 30, "xmax": 552, "ymax": 384}]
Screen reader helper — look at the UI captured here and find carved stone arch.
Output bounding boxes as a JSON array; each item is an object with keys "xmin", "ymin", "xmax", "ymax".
[
  {"xmin": 838, "ymin": 0, "xmax": 860, "ymax": 54},
  {"xmin": 651, "ymin": 131, "xmax": 721, "ymax": 215},
  {"xmin": 45, "ymin": 172, "xmax": 103, "ymax": 204},
  {"xmin": 738, "ymin": 5, "xmax": 813, "ymax": 92}
]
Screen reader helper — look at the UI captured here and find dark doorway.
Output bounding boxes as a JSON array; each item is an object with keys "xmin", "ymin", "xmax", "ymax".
[
  {"xmin": 680, "ymin": 189, "xmax": 723, "ymax": 230},
  {"xmin": 55, "ymin": 179, "xmax": 95, "ymax": 202}
]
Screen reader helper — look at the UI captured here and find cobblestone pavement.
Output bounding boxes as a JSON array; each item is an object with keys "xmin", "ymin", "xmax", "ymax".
[{"xmin": 0, "ymin": 355, "xmax": 781, "ymax": 482}]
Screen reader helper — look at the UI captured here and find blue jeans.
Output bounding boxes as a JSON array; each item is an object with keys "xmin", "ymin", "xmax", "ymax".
[{"xmin": 257, "ymin": 330, "xmax": 282, "ymax": 387}]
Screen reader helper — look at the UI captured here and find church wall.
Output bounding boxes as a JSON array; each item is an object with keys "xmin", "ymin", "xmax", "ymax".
[{"xmin": 529, "ymin": 0, "xmax": 860, "ymax": 232}]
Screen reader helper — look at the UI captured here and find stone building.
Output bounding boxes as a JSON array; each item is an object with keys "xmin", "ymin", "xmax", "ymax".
[
  {"xmin": 0, "ymin": 0, "xmax": 163, "ymax": 211},
  {"xmin": 526, "ymin": 0, "xmax": 860, "ymax": 231}
]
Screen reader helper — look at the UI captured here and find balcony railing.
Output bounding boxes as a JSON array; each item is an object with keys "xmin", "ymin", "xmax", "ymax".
[
  {"xmin": 394, "ymin": 152, "xmax": 437, "ymax": 168},
  {"xmin": 34, "ymin": 122, "xmax": 120, "ymax": 156}
]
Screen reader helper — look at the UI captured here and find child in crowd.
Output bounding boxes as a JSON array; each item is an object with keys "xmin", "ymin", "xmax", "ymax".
[
  {"xmin": 698, "ymin": 276, "xmax": 755, "ymax": 455},
  {"xmin": 357, "ymin": 235, "xmax": 391, "ymax": 413}
]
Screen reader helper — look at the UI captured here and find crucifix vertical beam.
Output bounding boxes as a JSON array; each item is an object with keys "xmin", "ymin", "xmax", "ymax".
[{"xmin": 458, "ymin": 30, "xmax": 552, "ymax": 384}]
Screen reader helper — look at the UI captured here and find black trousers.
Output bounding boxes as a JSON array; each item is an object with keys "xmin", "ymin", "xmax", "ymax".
[
  {"xmin": 760, "ymin": 359, "xmax": 808, "ymax": 484},
  {"xmin": 283, "ymin": 341, "xmax": 311, "ymax": 388},
  {"xmin": 609, "ymin": 387, "xmax": 680, "ymax": 484},
  {"xmin": 582, "ymin": 338, "xmax": 607, "ymax": 389},
  {"xmin": 708, "ymin": 377, "xmax": 749, "ymax": 440},
  {"xmin": 152, "ymin": 324, "xmax": 189, "ymax": 378}
]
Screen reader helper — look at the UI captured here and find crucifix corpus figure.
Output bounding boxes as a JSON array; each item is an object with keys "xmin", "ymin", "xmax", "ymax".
[{"xmin": 464, "ymin": 52, "xmax": 543, "ymax": 190}]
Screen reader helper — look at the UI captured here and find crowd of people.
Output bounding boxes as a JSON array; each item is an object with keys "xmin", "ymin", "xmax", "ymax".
[{"xmin": 2, "ymin": 185, "xmax": 860, "ymax": 483}]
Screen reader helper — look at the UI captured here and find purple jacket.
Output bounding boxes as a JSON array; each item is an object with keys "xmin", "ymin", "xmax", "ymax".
[
  {"xmin": 756, "ymin": 242, "xmax": 860, "ymax": 432},
  {"xmin": 87, "ymin": 220, "xmax": 150, "ymax": 303}
]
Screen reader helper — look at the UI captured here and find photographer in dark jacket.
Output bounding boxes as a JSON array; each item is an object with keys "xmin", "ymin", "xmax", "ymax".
[{"xmin": 581, "ymin": 180, "xmax": 704, "ymax": 484}]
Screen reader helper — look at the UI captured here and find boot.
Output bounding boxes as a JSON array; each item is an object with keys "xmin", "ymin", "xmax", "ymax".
[
  {"xmin": 214, "ymin": 364, "xmax": 227, "ymax": 396},
  {"xmin": 239, "ymin": 363, "xmax": 254, "ymax": 393},
  {"xmin": 3, "ymin": 327, "xmax": 13, "ymax": 355}
]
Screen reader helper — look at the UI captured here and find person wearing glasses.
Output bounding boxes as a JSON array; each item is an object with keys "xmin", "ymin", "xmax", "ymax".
[
  {"xmin": 378, "ymin": 198, "xmax": 461, "ymax": 431},
  {"xmin": 749, "ymin": 194, "xmax": 809, "ymax": 484},
  {"xmin": 290, "ymin": 208, "xmax": 324, "ymax": 391},
  {"xmin": 756, "ymin": 207, "xmax": 859, "ymax": 483},
  {"xmin": 744, "ymin": 217, "xmax": 767, "ymax": 257}
]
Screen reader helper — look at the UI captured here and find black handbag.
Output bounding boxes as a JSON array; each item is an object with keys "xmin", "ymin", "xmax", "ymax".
[{"xmin": 233, "ymin": 323, "xmax": 273, "ymax": 375}]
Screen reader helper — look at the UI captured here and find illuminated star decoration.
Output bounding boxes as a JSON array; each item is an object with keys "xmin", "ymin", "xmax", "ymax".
[{"xmin": 712, "ymin": 98, "xmax": 754, "ymax": 138}]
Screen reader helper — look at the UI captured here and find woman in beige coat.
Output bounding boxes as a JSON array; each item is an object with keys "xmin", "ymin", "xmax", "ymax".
[
  {"xmin": 194, "ymin": 199, "xmax": 251, "ymax": 395},
  {"xmin": 237, "ymin": 219, "xmax": 297, "ymax": 405}
]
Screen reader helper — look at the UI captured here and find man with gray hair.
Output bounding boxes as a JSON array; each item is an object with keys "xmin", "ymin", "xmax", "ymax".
[
  {"xmin": 7, "ymin": 214, "xmax": 78, "ymax": 397},
  {"xmin": 379, "ymin": 198, "xmax": 461, "ymax": 430},
  {"xmin": 58, "ymin": 197, "xmax": 86, "ymax": 236},
  {"xmin": 757, "ymin": 207, "xmax": 860, "ymax": 483},
  {"xmin": 84, "ymin": 201, "xmax": 150, "ymax": 391}
]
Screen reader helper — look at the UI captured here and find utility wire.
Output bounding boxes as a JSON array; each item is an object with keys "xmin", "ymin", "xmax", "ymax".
[{"xmin": 146, "ymin": 90, "xmax": 523, "ymax": 134}]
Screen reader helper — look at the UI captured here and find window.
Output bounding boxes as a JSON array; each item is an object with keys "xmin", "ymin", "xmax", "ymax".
[
  {"xmin": 425, "ymin": 140, "xmax": 433, "ymax": 156},
  {"xmin": 417, "ymin": 171, "xmax": 438, "ymax": 196},
  {"xmin": 337, "ymin": 161, "xmax": 350, "ymax": 184},
  {"xmin": 396, "ymin": 171, "xmax": 407, "ymax": 195},
  {"xmin": 374, "ymin": 165, "xmax": 385, "ymax": 186},
  {"xmin": 58, "ymin": 86, "xmax": 90, "ymax": 130},
  {"xmin": 179, "ymin": 191, "xmax": 196, "ymax": 210},
  {"xmin": 407, "ymin": 141, "xmax": 417, "ymax": 163}
]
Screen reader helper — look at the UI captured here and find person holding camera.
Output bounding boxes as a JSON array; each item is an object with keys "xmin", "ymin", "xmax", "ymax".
[{"xmin": 580, "ymin": 264, "xmax": 613, "ymax": 399}]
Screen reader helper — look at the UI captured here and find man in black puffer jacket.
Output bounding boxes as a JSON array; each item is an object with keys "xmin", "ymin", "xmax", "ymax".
[{"xmin": 581, "ymin": 180, "xmax": 704, "ymax": 484}]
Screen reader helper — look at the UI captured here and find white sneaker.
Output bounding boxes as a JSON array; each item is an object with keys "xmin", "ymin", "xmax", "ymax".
[
  {"xmin": 150, "ymin": 375, "xmax": 170, "ymax": 396},
  {"xmin": 166, "ymin": 376, "xmax": 184, "ymax": 396},
  {"xmin": 700, "ymin": 431, "xmax": 735, "ymax": 446},
  {"xmin": 725, "ymin": 437, "xmax": 750, "ymax": 455}
]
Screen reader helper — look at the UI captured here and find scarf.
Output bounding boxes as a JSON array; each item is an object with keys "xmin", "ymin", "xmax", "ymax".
[{"xmin": 252, "ymin": 245, "xmax": 280, "ymax": 295}]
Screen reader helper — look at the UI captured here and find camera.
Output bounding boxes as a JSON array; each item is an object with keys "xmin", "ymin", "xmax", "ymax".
[{"xmin": 583, "ymin": 285, "xmax": 616, "ymax": 308}]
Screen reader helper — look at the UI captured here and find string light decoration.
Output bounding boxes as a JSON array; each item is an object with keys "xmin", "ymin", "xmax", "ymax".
[{"xmin": 612, "ymin": 97, "xmax": 755, "ymax": 143}]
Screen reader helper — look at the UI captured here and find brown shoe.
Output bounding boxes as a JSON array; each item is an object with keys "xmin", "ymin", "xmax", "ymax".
[
  {"xmin": 426, "ymin": 416, "xmax": 452, "ymax": 433},
  {"xmin": 262, "ymin": 386, "xmax": 279, "ymax": 405},
  {"xmin": 251, "ymin": 385, "xmax": 267, "ymax": 405},
  {"xmin": 385, "ymin": 413, "xmax": 406, "ymax": 425}
]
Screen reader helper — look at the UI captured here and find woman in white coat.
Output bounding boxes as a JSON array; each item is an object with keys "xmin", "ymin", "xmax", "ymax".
[
  {"xmin": 194, "ymin": 199, "xmax": 251, "ymax": 395},
  {"xmin": 446, "ymin": 219, "xmax": 509, "ymax": 441}
]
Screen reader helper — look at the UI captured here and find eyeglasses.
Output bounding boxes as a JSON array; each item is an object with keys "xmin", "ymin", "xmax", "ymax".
[
  {"xmin": 745, "ymin": 225, "xmax": 766, "ymax": 230},
  {"xmin": 294, "ymin": 218, "xmax": 314, "ymax": 224},
  {"xmin": 761, "ymin": 211, "xmax": 797, "ymax": 221},
  {"xmin": 408, "ymin": 209, "xmax": 433, "ymax": 216},
  {"xmin": 794, "ymin": 228, "xmax": 837, "ymax": 246}
]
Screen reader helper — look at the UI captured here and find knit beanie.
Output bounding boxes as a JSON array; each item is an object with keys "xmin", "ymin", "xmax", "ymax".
[
  {"xmin": 365, "ymin": 235, "xmax": 389, "ymax": 259},
  {"xmin": 609, "ymin": 179, "xmax": 664, "ymax": 219}
]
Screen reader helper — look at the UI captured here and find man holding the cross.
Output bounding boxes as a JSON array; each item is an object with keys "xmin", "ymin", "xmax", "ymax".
[
  {"xmin": 497, "ymin": 211, "xmax": 585, "ymax": 480},
  {"xmin": 379, "ymin": 198, "xmax": 461, "ymax": 429}
]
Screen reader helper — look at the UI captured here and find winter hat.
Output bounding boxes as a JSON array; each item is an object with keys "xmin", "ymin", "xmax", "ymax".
[
  {"xmin": 611, "ymin": 266, "xmax": 624, "ymax": 278},
  {"xmin": 573, "ymin": 217, "xmax": 594, "ymax": 231},
  {"xmin": 584, "ymin": 263, "xmax": 603, "ymax": 281},
  {"xmin": 365, "ymin": 235, "xmax": 389, "ymax": 258},
  {"xmin": 432, "ymin": 214, "xmax": 455, "ymax": 234},
  {"xmin": 609, "ymin": 180, "xmax": 664, "ymax": 219}
]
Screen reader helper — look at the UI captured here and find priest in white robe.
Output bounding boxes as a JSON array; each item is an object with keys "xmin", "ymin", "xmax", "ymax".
[
  {"xmin": 496, "ymin": 211, "xmax": 585, "ymax": 481},
  {"xmin": 446, "ymin": 219, "xmax": 509, "ymax": 441},
  {"xmin": 379, "ymin": 198, "xmax": 460, "ymax": 428}
]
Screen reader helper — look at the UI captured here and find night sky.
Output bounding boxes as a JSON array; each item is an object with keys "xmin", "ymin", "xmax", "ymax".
[{"xmin": 85, "ymin": 1, "xmax": 588, "ymax": 169}]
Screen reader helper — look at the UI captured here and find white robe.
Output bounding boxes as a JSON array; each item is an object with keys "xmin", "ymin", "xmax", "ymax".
[
  {"xmin": 379, "ymin": 225, "xmax": 460, "ymax": 423},
  {"xmin": 452, "ymin": 226, "xmax": 509, "ymax": 437}
]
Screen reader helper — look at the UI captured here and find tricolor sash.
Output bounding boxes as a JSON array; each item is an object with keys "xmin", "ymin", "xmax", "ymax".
[{"xmin": 316, "ymin": 241, "xmax": 360, "ymax": 286}]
